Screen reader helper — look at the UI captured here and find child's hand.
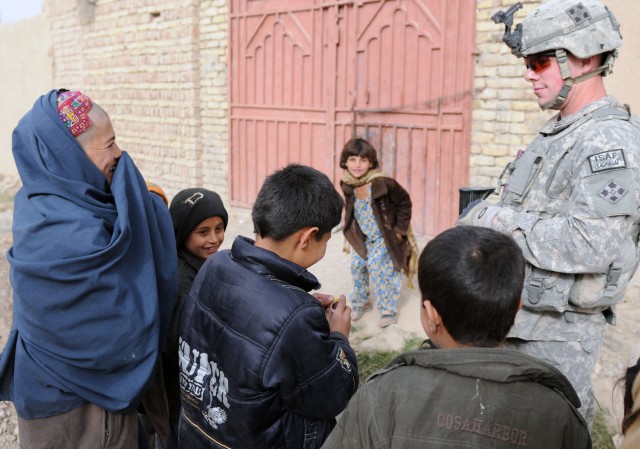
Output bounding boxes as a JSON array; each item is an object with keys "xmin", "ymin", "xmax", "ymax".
[
  {"xmin": 325, "ymin": 295, "xmax": 352, "ymax": 337},
  {"xmin": 313, "ymin": 293, "xmax": 336, "ymax": 309}
]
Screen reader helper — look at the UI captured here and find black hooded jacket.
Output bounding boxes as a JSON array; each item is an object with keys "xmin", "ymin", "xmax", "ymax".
[{"xmin": 178, "ymin": 236, "xmax": 359, "ymax": 448}]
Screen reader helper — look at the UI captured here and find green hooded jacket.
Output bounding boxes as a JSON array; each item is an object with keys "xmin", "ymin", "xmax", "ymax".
[{"xmin": 322, "ymin": 347, "xmax": 591, "ymax": 449}]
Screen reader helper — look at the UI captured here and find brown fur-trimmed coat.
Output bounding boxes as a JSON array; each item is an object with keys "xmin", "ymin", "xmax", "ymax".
[{"xmin": 341, "ymin": 177, "xmax": 412, "ymax": 272}]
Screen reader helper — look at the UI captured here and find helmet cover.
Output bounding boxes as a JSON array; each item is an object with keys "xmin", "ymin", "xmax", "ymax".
[{"xmin": 516, "ymin": 0, "xmax": 622, "ymax": 58}]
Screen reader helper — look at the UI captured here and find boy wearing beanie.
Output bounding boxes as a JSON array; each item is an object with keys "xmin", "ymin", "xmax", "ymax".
[{"xmin": 163, "ymin": 188, "xmax": 228, "ymax": 448}]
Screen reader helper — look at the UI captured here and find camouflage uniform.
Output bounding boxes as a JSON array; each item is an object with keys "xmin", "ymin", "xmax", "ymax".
[
  {"xmin": 493, "ymin": 96, "xmax": 640, "ymax": 423},
  {"xmin": 457, "ymin": 0, "xmax": 638, "ymax": 426}
]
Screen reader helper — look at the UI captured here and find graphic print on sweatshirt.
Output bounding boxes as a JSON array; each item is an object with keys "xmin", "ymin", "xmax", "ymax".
[{"xmin": 179, "ymin": 336, "xmax": 230, "ymax": 429}]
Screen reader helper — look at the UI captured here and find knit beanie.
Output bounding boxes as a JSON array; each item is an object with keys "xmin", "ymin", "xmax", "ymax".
[{"xmin": 169, "ymin": 188, "xmax": 228, "ymax": 249}]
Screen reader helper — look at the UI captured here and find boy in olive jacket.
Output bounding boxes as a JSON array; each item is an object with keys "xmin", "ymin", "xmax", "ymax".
[{"xmin": 322, "ymin": 226, "xmax": 591, "ymax": 449}]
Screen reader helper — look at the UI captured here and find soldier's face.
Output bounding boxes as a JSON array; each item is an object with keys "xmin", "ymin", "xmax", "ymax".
[
  {"xmin": 523, "ymin": 51, "xmax": 564, "ymax": 109},
  {"xmin": 524, "ymin": 51, "xmax": 588, "ymax": 111}
]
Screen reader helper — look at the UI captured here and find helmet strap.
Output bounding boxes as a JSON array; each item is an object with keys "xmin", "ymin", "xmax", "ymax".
[
  {"xmin": 542, "ymin": 49, "xmax": 616, "ymax": 110},
  {"xmin": 542, "ymin": 49, "xmax": 573, "ymax": 110}
]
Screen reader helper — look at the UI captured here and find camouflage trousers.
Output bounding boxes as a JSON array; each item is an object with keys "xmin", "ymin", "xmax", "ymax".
[{"xmin": 505, "ymin": 318, "xmax": 606, "ymax": 430}]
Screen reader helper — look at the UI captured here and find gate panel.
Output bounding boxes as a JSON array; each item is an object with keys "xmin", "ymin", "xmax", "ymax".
[
  {"xmin": 229, "ymin": 0, "xmax": 337, "ymax": 206},
  {"xmin": 230, "ymin": 0, "xmax": 475, "ymax": 236},
  {"xmin": 333, "ymin": 0, "xmax": 475, "ymax": 236}
]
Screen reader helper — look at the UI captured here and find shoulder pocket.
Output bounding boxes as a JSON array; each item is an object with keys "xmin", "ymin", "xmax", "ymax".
[
  {"xmin": 570, "ymin": 238, "xmax": 640, "ymax": 309},
  {"xmin": 522, "ymin": 266, "xmax": 573, "ymax": 312},
  {"xmin": 505, "ymin": 152, "xmax": 543, "ymax": 203}
]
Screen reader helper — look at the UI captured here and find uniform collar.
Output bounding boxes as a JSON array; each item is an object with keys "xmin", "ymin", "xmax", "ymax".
[{"xmin": 540, "ymin": 96, "xmax": 615, "ymax": 135}]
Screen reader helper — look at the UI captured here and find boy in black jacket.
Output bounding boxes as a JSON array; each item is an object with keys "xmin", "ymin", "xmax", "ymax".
[{"xmin": 178, "ymin": 164, "xmax": 359, "ymax": 449}]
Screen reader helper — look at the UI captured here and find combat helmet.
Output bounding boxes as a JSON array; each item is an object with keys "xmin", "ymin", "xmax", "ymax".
[{"xmin": 492, "ymin": 0, "xmax": 622, "ymax": 110}]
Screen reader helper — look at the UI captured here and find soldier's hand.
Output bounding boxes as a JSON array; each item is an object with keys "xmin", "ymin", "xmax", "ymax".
[
  {"xmin": 458, "ymin": 199, "xmax": 483, "ymax": 220},
  {"xmin": 456, "ymin": 200, "xmax": 501, "ymax": 228}
]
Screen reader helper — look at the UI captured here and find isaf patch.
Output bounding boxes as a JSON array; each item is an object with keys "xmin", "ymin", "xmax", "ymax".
[
  {"xmin": 588, "ymin": 149, "xmax": 626, "ymax": 173},
  {"xmin": 336, "ymin": 347, "xmax": 352, "ymax": 371},
  {"xmin": 599, "ymin": 180, "xmax": 627, "ymax": 204}
]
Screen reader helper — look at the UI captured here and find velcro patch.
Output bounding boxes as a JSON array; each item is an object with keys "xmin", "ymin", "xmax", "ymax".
[
  {"xmin": 599, "ymin": 180, "xmax": 627, "ymax": 204},
  {"xmin": 565, "ymin": 3, "xmax": 591, "ymax": 26},
  {"xmin": 588, "ymin": 149, "xmax": 626, "ymax": 173}
]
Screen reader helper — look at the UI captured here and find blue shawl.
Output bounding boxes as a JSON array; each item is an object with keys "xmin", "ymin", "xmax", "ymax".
[{"xmin": 0, "ymin": 90, "xmax": 177, "ymax": 418}]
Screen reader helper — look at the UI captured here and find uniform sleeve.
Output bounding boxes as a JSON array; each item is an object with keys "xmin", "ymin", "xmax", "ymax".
[
  {"xmin": 493, "ymin": 126, "xmax": 640, "ymax": 274},
  {"xmin": 263, "ymin": 304, "xmax": 359, "ymax": 420},
  {"xmin": 387, "ymin": 178, "xmax": 412, "ymax": 236}
]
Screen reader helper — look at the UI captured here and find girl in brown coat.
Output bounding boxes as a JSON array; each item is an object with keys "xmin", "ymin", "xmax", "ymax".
[{"xmin": 340, "ymin": 138, "xmax": 417, "ymax": 328}]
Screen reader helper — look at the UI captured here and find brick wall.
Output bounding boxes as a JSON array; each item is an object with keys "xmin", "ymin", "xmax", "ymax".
[
  {"xmin": 470, "ymin": 0, "xmax": 552, "ymax": 189},
  {"xmin": 46, "ymin": 0, "xmax": 547, "ymax": 202},
  {"xmin": 46, "ymin": 0, "xmax": 229, "ymax": 201},
  {"xmin": 10, "ymin": 0, "xmax": 637, "ymax": 204},
  {"xmin": 198, "ymin": 0, "xmax": 229, "ymax": 200}
]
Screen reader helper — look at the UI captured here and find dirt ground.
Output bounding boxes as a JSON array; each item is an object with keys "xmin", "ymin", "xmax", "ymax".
[{"xmin": 0, "ymin": 196, "xmax": 638, "ymax": 447}]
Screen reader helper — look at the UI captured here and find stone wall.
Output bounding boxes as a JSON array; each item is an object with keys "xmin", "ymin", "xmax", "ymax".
[
  {"xmin": 45, "ymin": 0, "xmax": 229, "ymax": 201},
  {"xmin": 471, "ymin": 1, "xmax": 547, "ymax": 188}
]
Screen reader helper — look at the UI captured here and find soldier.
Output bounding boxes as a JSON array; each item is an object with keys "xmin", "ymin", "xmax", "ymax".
[{"xmin": 458, "ymin": 0, "xmax": 640, "ymax": 427}]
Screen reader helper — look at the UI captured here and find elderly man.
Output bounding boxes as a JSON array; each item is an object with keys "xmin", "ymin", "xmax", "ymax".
[
  {"xmin": 458, "ymin": 0, "xmax": 640, "ymax": 427},
  {"xmin": 0, "ymin": 89, "xmax": 177, "ymax": 448}
]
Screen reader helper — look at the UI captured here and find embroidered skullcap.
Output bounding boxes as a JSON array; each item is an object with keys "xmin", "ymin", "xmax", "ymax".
[
  {"xmin": 169, "ymin": 188, "xmax": 228, "ymax": 249},
  {"xmin": 57, "ymin": 90, "xmax": 93, "ymax": 137}
]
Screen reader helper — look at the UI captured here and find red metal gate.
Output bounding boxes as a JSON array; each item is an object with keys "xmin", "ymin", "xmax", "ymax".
[{"xmin": 229, "ymin": 0, "xmax": 476, "ymax": 236}]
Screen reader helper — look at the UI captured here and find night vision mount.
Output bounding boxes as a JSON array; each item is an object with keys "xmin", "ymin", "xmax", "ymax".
[{"xmin": 491, "ymin": 2, "xmax": 523, "ymax": 54}]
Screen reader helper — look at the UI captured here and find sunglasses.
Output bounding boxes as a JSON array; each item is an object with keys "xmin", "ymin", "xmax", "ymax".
[{"xmin": 524, "ymin": 51, "xmax": 556, "ymax": 73}]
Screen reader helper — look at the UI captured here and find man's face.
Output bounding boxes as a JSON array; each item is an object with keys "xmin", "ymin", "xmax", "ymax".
[
  {"xmin": 523, "ymin": 51, "xmax": 564, "ymax": 109},
  {"xmin": 77, "ymin": 110, "xmax": 122, "ymax": 185}
]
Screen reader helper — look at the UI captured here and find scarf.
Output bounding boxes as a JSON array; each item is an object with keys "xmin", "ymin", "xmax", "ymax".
[
  {"xmin": 341, "ymin": 169, "xmax": 419, "ymax": 288},
  {"xmin": 341, "ymin": 168, "xmax": 387, "ymax": 187},
  {"xmin": 0, "ymin": 90, "xmax": 177, "ymax": 418}
]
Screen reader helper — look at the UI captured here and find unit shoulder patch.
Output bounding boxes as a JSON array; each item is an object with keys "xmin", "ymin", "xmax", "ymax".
[
  {"xmin": 598, "ymin": 179, "xmax": 627, "ymax": 204},
  {"xmin": 566, "ymin": 3, "xmax": 591, "ymax": 26},
  {"xmin": 588, "ymin": 149, "xmax": 626, "ymax": 173}
]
